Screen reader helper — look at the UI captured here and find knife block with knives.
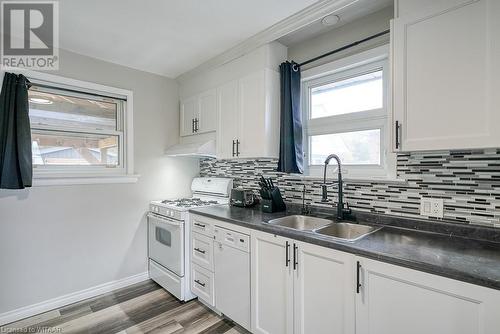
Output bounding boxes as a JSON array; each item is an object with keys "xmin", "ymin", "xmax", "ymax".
[{"xmin": 259, "ymin": 176, "xmax": 286, "ymax": 213}]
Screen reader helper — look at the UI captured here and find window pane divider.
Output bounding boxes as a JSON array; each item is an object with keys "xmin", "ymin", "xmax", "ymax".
[{"xmin": 31, "ymin": 125, "xmax": 122, "ymax": 137}]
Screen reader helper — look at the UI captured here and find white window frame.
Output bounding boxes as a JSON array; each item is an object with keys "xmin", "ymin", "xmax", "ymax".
[
  {"xmin": 301, "ymin": 45, "xmax": 396, "ymax": 180},
  {"xmin": 14, "ymin": 70, "xmax": 138, "ymax": 185}
]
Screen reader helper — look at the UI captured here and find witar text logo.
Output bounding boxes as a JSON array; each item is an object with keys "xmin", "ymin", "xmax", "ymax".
[{"xmin": 1, "ymin": 1, "xmax": 59, "ymax": 70}]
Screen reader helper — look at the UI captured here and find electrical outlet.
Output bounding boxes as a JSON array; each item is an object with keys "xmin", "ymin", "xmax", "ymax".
[{"xmin": 420, "ymin": 198, "xmax": 444, "ymax": 218}]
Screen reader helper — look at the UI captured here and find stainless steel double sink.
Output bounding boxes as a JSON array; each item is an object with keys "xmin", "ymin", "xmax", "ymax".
[{"xmin": 267, "ymin": 215, "xmax": 381, "ymax": 242}]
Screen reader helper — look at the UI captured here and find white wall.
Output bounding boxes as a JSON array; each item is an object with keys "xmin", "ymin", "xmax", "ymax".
[
  {"xmin": 0, "ymin": 49, "xmax": 199, "ymax": 316},
  {"xmin": 287, "ymin": 6, "xmax": 393, "ymax": 69}
]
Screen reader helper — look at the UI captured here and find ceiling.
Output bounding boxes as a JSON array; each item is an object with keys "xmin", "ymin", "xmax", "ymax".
[
  {"xmin": 58, "ymin": 0, "xmax": 319, "ymax": 78},
  {"xmin": 278, "ymin": 0, "xmax": 392, "ymax": 46}
]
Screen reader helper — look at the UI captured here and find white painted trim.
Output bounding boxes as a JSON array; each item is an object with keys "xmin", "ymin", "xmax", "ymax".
[
  {"xmin": 176, "ymin": 0, "xmax": 361, "ymax": 83},
  {"xmin": 32, "ymin": 174, "xmax": 141, "ymax": 186},
  {"xmin": 0, "ymin": 272, "xmax": 149, "ymax": 326},
  {"xmin": 13, "ymin": 69, "xmax": 133, "ymax": 98}
]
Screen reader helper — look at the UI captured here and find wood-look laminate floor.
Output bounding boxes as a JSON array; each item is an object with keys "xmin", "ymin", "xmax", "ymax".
[{"xmin": 2, "ymin": 280, "xmax": 248, "ymax": 334}]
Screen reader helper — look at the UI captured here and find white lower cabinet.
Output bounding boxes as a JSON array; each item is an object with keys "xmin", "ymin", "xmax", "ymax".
[
  {"xmin": 251, "ymin": 230, "xmax": 356, "ymax": 334},
  {"xmin": 189, "ymin": 215, "xmax": 252, "ymax": 330},
  {"xmin": 355, "ymin": 257, "xmax": 500, "ymax": 334},
  {"xmin": 191, "ymin": 263, "xmax": 215, "ymax": 306},
  {"xmin": 190, "ymin": 221, "xmax": 500, "ymax": 334},
  {"xmin": 251, "ymin": 232, "xmax": 293, "ymax": 334},
  {"xmin": 294, "ymin": 242, "xmax": 355, "ymax": 334}
]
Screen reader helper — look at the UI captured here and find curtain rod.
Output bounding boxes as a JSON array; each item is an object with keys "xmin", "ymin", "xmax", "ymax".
[{"xmin": 298, "ymin": 29, "xmax": 390, "ymax": 67}]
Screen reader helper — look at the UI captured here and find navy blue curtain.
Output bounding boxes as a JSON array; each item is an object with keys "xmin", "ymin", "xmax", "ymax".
[
  {"xmin": 0, "ymin": 73, "xmax": 32, "ymax": 189},
  {"xmin": 277, "ymin": 61, "xmax": 303, "ymax": 174}
]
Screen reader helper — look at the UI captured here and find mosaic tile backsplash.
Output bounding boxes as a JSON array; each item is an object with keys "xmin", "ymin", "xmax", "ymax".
[{"xmin": 200, "ymin": 149, "xmax": 500, "ymax": 228}]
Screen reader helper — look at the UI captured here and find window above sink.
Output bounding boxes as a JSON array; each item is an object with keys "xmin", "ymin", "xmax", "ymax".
[{"xmin": 301, "ymin": 45, "xmax": 396, "ymax": 180}]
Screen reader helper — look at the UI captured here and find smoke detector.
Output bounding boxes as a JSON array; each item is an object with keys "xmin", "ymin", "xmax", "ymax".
[{"xmin": 321, "ymin": 14, "xmax": 340, "ymax": 26}]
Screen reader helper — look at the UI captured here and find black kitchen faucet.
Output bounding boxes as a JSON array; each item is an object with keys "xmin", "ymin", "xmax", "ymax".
[{"xmin": 322, "ymin": 154, "xmax": 351, "ymax": 220}]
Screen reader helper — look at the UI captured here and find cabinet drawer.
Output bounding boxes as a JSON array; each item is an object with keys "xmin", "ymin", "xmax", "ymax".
[
  {"xmin": 191, "ymin": 232, "xmax": 214, "ymax": 271},
  {"xmin": 191, "ymin": 263, "xmax": 215, "ymax": 306},
  {"xmin": 191, "ymin": 216, "xmax": 214, "ymax": 237}
]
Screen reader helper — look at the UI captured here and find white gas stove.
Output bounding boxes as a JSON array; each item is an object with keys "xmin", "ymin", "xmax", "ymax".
[{"xmin": 148, "ymin": 177, "xmax": 232, "ymax": 301}]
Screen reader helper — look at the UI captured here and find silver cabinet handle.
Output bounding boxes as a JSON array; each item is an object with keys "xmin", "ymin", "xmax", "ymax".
[{"xmin": 395, "ymin": 121, "xmax": 401, "ymax": 150}]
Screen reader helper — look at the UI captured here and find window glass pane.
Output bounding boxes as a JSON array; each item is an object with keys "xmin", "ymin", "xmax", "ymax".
[
  {"xmin": 311, "ymin": 70, "xmax": 383, "ymax": 119},
  {"xmin": 32, "ymin": 131, "xmax": 119, "ymax": 167},
  {"xmin": 310, "ymin": 129, "xmax": 381, "ymax": 166},
  {"xmin": 28, "ymin": 90, "xmax": 118, "ymax": 131}
]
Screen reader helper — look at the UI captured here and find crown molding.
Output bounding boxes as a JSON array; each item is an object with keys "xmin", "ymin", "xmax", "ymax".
[{"xmin": 176, "ymin": 0, "xmax": 361, "ymax": 83}]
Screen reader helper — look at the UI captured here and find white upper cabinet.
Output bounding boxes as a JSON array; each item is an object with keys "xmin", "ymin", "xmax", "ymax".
[
  {"xmin": 178, "ymin": 42, "xmax": 286, "ymax": 153},
  {"xmin": 180, "ymin": 96, "xmax": 199, "ymax": 136},
  {"xmin": 217, "ymin": 69, "xmax": 280, "ymax": 159},
  {"xmin": 356, "ymin": 257, "xmax": 500, "ymax": 334},
  {"xmin": 198, "ymin": 89, "xmax": 217, "ymax": 134},
  {"xmin": 180, "ymin": 88, "xmax": 217, "ymax": 137},
  {"xmin": 392, "ymin": 0, "xmax": 500, "ymax": 151},
  {"xmin": 217, "ymin": 80, "xmax": 240, "ymax": 159}
]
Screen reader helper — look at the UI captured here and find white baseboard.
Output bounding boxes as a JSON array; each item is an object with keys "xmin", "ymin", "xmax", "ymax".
[{"xmin": 0, "ymin": 271, "xmax": 149, "ymax": 326}]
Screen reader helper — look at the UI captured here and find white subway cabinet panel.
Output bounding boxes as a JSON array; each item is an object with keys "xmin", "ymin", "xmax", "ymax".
[
  {"xmin": 251, "ymin": 231, "xmax": 293, "ymax": 334},
  {"xmin": 217, "ymin": 80, "xmax": 240, "ymax": 159},
  {"xmin": 392, "ymin": 0, "xmax": 500, "ymax": 151},
  {"xmin": 293, "ymin": 241, "xmax": 355, "ymax": 334},
  {"xmin": 356, "ymin": 257, "xmax": 500, "ymax": 334}
]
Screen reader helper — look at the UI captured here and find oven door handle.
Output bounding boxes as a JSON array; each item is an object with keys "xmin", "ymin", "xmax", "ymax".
[{"xmin": 147, "ymin": 213, "xmax": 184, "ymax": 226}]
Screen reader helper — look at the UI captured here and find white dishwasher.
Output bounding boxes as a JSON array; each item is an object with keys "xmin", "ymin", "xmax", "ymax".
[{"xmin": 214, "ymin": 226, "xmax": 251, "ymax": 331}]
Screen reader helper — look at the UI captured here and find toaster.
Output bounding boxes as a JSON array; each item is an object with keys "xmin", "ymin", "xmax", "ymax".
[{"xmin": 230, "ymin": 188, "xmax": 257, "ymax": 207}]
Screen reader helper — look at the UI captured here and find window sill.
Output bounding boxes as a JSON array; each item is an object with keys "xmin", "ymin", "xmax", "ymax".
[{"xmin": 32, "ymin": 174, "xmax": 140, "ymax": 186}]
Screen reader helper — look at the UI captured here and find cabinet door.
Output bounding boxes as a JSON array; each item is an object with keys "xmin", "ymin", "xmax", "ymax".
[
  {"xmin": 392, "ymin": 0, "xmax": 500, "ymax": 151},
  {"xmin": 293, "ymin": 242, "xmax": 355, "ymax": 334},
  {"xmin": 198, "ymin": 89, "xmax": 217, "ymax": 133},
  {"xmin": 251, "ymin": 231, "xmax": 293, "ymax": 334},
  {"xmin": 238, "ymin": 71, "xmax": 266, "ymax": 158},
  {"xmin": 180, "ymin": 96, "xmax": 198, "ymax": 137},
  {"xmin": 356, "ymin": 257, "xmax": 500, "ymax": 334},
  {"xmin": 217, "ymin": 80, "xmax": 239, "ymax": 159}
]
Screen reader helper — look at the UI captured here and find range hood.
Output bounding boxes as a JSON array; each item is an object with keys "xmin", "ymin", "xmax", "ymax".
[{"xmin": 165, "ymin": 140, "xmax": 216, "ymax": 158}]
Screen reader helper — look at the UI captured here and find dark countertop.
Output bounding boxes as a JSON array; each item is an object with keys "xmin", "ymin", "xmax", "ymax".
[{"xmin": 189, "ymin": 204, "xmax": 500, "ymax": 291}]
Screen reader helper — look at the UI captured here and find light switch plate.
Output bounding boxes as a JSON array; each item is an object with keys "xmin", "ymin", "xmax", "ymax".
[{"xmin": 420, "ymin": 198, "xmax": 444, "ymax": 218}]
